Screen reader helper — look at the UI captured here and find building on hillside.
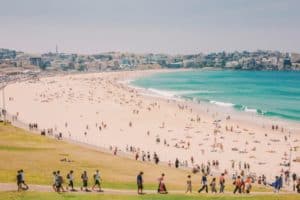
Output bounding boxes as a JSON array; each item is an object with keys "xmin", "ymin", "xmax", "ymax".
[{"xmin": 29, "ymin": 57, "xmax": 42, "ymax": 67}]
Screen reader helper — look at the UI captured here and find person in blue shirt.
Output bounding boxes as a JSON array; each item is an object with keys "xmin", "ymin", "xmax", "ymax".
[
  {"xmin": 271, "ymin": 176, "xmax": 281, "ymax": 193},
  {"xmin": 198, "ymin": 174, "xmax": 208, "ymax": 193},
  {"xmin": 137, "ymin": 172, "xmax": 144, "ymax": 195}
]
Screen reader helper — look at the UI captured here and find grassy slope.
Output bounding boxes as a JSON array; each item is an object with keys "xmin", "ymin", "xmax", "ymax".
[{"xmin": 0, "ymin": 122, "xmax": 203, "ymax": 190}]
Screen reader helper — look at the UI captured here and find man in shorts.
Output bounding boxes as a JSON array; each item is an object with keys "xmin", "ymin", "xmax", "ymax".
[
  {"xmin": 81, "ymin": 171, "xmax": 90, "ymax": 192},
  {"xmin": 92, "ymin": 170, "xmax": 103, "ymax": 192}
]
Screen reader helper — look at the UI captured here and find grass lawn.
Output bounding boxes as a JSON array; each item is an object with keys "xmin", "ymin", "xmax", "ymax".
[{"xmin": 0, "ymin": 191, "xmax": 299, "ymax": 200}]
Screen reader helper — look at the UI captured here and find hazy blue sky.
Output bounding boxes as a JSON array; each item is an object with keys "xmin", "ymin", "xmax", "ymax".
[{"xmin": 0, "ymin": 0, "xmax": 299, "ymax": 54}]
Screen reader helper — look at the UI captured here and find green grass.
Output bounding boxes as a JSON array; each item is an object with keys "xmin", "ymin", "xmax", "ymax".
[
  {"xmin": 0, "ymin": 192, "xmax": 299, "ymax": 200},
  {"xmin": 0, "ymin": 144, "xmax": 53, "ymax": 151}
]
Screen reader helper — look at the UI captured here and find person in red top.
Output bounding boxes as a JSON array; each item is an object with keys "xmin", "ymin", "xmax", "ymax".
[
  {"xmin": 244, "ymin": 176, "xmax": 252, "ymax": 193},
  {"xmin": 233, "ymin": 176, "xmax": 242, "ymax": 194},
  {"xmin": 157, "ymin": 173, "xmax": 168, "ymax": 194},
  {"xmin": 219, "ymin": 173, "xmax": 225, "ymax": 193}
]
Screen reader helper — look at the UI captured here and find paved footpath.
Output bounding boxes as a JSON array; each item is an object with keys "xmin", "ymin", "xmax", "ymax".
[{"xmin": 0, "ymin": 183, "xmax": 297, "ymax": 196}]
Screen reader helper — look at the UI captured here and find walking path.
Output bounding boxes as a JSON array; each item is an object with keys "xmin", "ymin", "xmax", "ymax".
[{"xmin": 0, "ymin": 183, "xmax": 296, "ymax": 196}]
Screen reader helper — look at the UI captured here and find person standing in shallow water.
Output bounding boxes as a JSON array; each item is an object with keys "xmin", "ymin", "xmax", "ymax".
[{"xmin": 137, "ymin": 171, "xmax": 144, "ymax": 195}]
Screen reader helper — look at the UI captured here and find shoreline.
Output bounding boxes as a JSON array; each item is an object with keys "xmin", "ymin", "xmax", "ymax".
[
  {"xmin": 126, "ymin": 70, "xmax": 300, "ymax": 132},
  {"xmin": 3, "ymin": 69, "xmax": 300, "ymax": 189}
]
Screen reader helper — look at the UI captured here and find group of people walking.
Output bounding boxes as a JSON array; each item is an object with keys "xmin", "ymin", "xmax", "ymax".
[
  {"xmin": 50, "ymin": 170, "xmax": 103, "ymax": 193},
  {"xmin": 16, "ymin": 169, "xmax": 300, "ymax": 195}
]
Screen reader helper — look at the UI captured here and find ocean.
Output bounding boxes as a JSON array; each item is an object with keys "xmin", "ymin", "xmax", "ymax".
[{"xmin": 132, "ymin": 70, "xmax": 300, "ymax": 121}]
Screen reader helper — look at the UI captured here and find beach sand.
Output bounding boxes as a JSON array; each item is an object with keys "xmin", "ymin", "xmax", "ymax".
[{"xmin": 4, "ymin": 70, "xmax": 300, "ymax": 183}]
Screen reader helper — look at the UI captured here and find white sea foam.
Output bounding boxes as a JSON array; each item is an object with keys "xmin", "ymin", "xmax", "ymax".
[
  {"xmin": 209, "ymin": 100, "xmax": 235, "ymax": 107},
  {"xmin": 244, "ymin": 107, "xmax": 258, "ymax": 113},
  {"xmin": 118, "ymin": 79, "xmax": 134, "ymax": 84}
]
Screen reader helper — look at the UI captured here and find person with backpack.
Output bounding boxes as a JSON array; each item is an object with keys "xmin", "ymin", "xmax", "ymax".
[
  {"xmin": 66, "ymin": 170, "xmax": 76, "ymax": 191},
  {"xmin": 92, "ymin": 170, "xmax": 103, "ymax": 192},
  {"xmin": 219, "ymin": 173, "xmax": 225, "ymax": 193}
]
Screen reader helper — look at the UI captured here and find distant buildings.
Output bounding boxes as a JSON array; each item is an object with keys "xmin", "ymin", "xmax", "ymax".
[
  {"xmin": 0, "ymin": 48, "xmax": 299, "ymax": 72},
  {"xmin": 29, "ymin": 57, "xmax": 42, "ymax": 67}
]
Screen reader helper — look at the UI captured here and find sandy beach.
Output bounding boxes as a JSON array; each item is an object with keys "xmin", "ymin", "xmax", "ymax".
[{"xmin": 3, "ymin": 69, "xmax": 300, "ymax": 184}]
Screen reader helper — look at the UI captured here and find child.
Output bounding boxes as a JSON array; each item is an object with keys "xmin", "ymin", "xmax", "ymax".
[
  {"xmin": 210, "ymin": 177, "xmax": 217, "ymax": 193},
  {"xmin": 186, "ymin": 175, "xmax": 192, "ymax": 193}
]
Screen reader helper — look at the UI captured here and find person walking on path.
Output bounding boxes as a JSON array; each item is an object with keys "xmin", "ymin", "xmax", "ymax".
[
  {"xmin": 271, "ymin": 176, "xmax": 281, "ymax": 193},
  {"xmin": 219, "ymin": 173, "xmax": 225, "ymax": 193},
  {"xmin": 17, "ymin": 169, "xmax": 29, "ymax": 191},
  {"xmin": 52, "ymin": 171, "xmax": 57, "ymax": 192},
  {"xmin": 185, "ymin": 175, "xmax": 192, "ymax": 193},
  {"xmin": 137, "ymin": 171, "xmax": 144, "ymax": 195},
  {"xmin": 233, "ymin": 176, "xmax": 242, "ymax": 194},
  {"xmin": 296, "ymin": 178, "xmax": 300, "ymax": 193},
  {"xmin": 55, "ymin": 171, "xmax": 66, "ymax": 193},
  {"xmin": 81, "ymin": 171, "xmax": 90, "ymax": 192},
  {"xmin": 66, "ymin": 170, "xmax": 76, "ymax": 191},
  {"xmin": 16, "ymin": 170, "xmax": 28, "ymax": 191},
  {"xmin": 92, "ymin": 170, "xmax": 103, "ymax": 192},
  {"xmin": 198, "ymin": 174, "xmax": 208, "ymax": 193},
  {"xmin": 157, "ymin": 173, "xmax": 168, "ymax": 194},
  {"xmin": 210, "ymin": 177, "xmax": 217, "ymax": 193},
  {"xmin": 245, "ymin": 176, "xmax": 252, "ymax": 193},
  {"xmin": 292, "ymin": 173, "xmax": 297, "ymax": 192}
]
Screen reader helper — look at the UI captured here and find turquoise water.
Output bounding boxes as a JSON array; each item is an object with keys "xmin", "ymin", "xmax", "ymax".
[{"xmin": 132, "ymin": 70, "xmax": 300, "ymax": 121}]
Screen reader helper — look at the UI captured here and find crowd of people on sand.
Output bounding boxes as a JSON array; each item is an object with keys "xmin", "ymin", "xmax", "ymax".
[
  {"xmin": 28, "ymin": 123, "xmax": 38, "ymax": 130},
  {"xmin": 16, "ymin": 169, "xmax": 300, "ymax": 194}
]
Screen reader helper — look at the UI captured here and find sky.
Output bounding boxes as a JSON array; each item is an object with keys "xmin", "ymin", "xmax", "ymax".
[{"xmin": 0, "ymin": 0, "xmax": 299, "ymax": 54}]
